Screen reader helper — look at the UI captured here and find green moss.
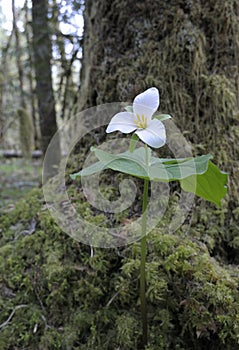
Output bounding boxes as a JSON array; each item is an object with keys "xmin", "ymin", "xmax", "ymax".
[
  {"xmin": 1, "ymin": 186, "xmax": 239, "ymax": 349},
  {"xmin": 75, "ymin": 0, "xmax": 239, "ymax": 265}
]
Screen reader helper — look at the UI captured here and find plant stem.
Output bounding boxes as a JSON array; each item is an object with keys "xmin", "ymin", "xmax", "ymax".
[{"xmin": 140, "ymin": 178, "xmax": 149, "ymax": 347}]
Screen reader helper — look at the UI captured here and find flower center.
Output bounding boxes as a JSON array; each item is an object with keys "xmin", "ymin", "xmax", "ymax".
[{"xmin": 134, "ymin": 114, "xmax": 147, "ymax": 129}]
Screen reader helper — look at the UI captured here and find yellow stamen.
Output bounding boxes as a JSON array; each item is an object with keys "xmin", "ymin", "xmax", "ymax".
[{"xmin": 134, "ymin": 114, "xmax": 147, "ymax": 129}]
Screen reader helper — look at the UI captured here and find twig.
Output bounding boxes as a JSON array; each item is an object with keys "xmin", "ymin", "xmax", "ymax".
[{"xmin": 0, "ymin": 304, "xmax": 28, "ymax": 330}]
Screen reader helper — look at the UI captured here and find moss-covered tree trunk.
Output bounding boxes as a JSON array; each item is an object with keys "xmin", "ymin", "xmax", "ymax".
[
  {"xmin": 78, "ymin": 0, "xmax": 239, "ymax": 247},
  {"xmin": 79, "ymin": 2, "xmax": 238, "ymax": 161}
]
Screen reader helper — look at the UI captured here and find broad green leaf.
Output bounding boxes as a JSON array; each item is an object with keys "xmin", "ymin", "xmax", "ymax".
[
  {"xmin": 71, "ymin": 147, "xmax": 212, "ymax": 181},
  {"xmin": 91, "ymin": 147, "xmax": 213, "ymax": 182},
  {"xmin": 154, "ymin": 114, "xmax": 172, "ymax": 122},
  {"xmin": 70, "ymin": 147, "xmax": 228, "ymax": 206},
  {"xmin": 180, "ymin": 161, "xmax": 228, "ymax": 207}
]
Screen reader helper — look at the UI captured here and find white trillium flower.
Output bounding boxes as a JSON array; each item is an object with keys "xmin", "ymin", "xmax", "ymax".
[{"xmin": 106, "ymin": 87, "xmax": 166, "ymax": 148}]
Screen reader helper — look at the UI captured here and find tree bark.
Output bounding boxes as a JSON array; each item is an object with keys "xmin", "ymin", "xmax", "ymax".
[
  {"xmin": 12, "ymin": 0, "xmax": 25, "ymax": 108},
  {"xmin": 32, "ymin": 0, "xmax": 60, "ymax": 165},
  {"xmin": 0, "ymin": 30, "xmax": 13, "ymax": 136},
  {"xmin": 24, "ymin": 0, "xmax": 40, "ymax": 150},
  {"xmin": 76, "ymin": 1, "xmax": 239, "ymax": 346},
  {"xmin": 78, "ymin": 0, "xmax": 238, "ymax": 202}
]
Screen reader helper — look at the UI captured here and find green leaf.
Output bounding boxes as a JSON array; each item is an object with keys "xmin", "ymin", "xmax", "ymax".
[
  {"xmin": 124, "ymin": 105, "xmax": 133, "ymax": 113},
  {"xmin": 71, "ymin": 148, "xmax": 212, "ymax": 181},
  {"xmin": 180, "ymin": 161, "xmax": 228, "ymax": 206},
  {"xmin": 70, "ymin": 147, "xmax": 228, "ymax": 206},
  {"xmin": 91, "ymin": 148, "xmax": 213, "ymax": 182},
  {"xmin": 154, "ymin": 114, "xmax": 172, "ymax": 122},
  {"xmin": 70, "ymin": 148, "xmax": 148, "ymax": 179},
  {"xmin": 149, "ymin": 154, "xmax": 212, "ymax": 181},
  {"xmin": 94, "ymin": 147, "xmax": 149, "ymax": 178},
  {"xmin": 129, "ymin": 134, "xmax": 139, "ymax": 153},
  {"xmin": 70, "ymin": 160, "xmax": 105, "ymax": 179}
]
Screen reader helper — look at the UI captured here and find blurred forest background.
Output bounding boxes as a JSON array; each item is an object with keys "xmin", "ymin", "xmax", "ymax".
[
  {"xmin": 0, "ymin": 0, "xmax": 83, "ymax": 151},
  {"xmin": 0, "ymin": 0, "xmax": 239, "ymax": 349},
  {"xmin": 0, "ymin": 0, "xmax": 83, "ymax": 205}
]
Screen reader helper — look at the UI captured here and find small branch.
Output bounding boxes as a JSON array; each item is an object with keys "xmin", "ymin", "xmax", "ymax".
[{"xmin": 0, "ymin": 304, "xmax": 28, "ymax": 330}]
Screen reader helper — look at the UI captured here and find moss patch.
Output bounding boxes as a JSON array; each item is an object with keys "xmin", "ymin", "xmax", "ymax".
[{"xmin": 0, "ymin": 185, "xmax": 239, "ymax": 349}]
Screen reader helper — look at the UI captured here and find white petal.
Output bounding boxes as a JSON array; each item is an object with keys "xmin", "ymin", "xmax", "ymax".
[
  {"xmin": 106, "ymin": 112, "xmax": 137, "ymax": 133},
  {"xmin": 133, "ymin": 87, "xmax": 160, "ymax": 120},
  {"xmin": 135, "ymin": 119, "xmax": 166, "ymax": 148}
]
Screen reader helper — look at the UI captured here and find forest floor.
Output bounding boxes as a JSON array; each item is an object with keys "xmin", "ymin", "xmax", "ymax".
[{"xmin": 0, "ymin": 157, "xmax": 42, "ymax": 209}]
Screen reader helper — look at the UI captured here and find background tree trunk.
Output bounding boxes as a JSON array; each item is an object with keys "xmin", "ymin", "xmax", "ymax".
[
  {"xmin": 0, "ymin": 30, "xmax": 13, "ymax": 139},
  {"xmin": 24, "ymin": 0, "xmax": 40, "ymax": 150},
  {"xmin": 32, "ymin": 0, "xmax": 60, "ymax": 164},
  {"xmin": 12, "ymin": 0, "xmax": 26, "ymax": 109}
]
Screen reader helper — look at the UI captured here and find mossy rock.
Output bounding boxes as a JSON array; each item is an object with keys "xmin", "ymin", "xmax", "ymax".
[{"xmin": 1, "ymin": 185, "xmax": 239, "ymax": 349}]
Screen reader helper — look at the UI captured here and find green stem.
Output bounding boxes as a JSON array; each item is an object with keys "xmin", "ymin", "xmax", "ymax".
[
  {"xmin": 140, "ymin": 144, "xmax": 149, "ymax": 348},
  {"xmin": 141, "ymin": 178, "xmax": 149, "ymax": 347}
]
